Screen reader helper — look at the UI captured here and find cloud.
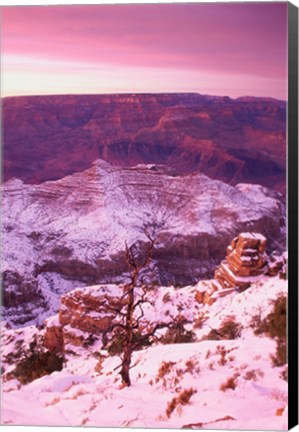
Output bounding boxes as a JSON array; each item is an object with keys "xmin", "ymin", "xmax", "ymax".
[{"xmin": 1, "ymin": 3, "xmax": 287, "ymax": 98}]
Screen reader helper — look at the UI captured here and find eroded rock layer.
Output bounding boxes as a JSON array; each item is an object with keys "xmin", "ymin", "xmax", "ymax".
[
  {"xmin": 3, "ymin": 93, "xmax": 286, "ymax": 191},
  {"xmin": 1, "ymin": 160, "xmax": 285, "ymax": 326},
  {"xmin": 44, "ymin": 284, "xmax": 123, "ymax": 351},
  {"xmin": 213, "ymin": 233, "xmax": 271, "ymax": 291}
]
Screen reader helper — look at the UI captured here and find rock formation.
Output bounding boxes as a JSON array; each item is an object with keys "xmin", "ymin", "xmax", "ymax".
[
  {"xmin": 213, "ymin": 232, "xmax": 268, "ymax": 290},
  {"xmin": 44, "ymin": 284, "xmax": 125, "ymax": 352},
  {"xmin": 3, "ymin": 93, "xmax": 286, "ymax": 192},
  {"xmin": 194, "ymin": 234, "xmax": 287, "ymax": 306},
  {"xmin": 43, "ymin": 316, "xmax": 64, "ymax": 353},
  {"xmin": 1, "ymin": 161, "xmax": 285, "ymax": 326}
]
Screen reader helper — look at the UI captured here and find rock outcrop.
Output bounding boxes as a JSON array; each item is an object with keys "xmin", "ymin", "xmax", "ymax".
[
  {"xmin": 213, "ymin": 233, "xmax": 268, "ymax": 290},
  {"xmin": 44, "ymin": 284, "xmax": 125, "ymax": 351},
  {"xmin": 43, "ymin": 316, "xmax": 64, "ymax": 353},
  {"xmin": 3, "ymin": 93, "xmax": 286, "ymax": 192},
  {"xmin": 194, "ymin": 234, "xmax": 287, "ymax": 306}
]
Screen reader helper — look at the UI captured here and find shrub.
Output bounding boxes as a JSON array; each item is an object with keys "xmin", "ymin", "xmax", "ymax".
[
  {"xmin": 249, "ymin": 295, "xmax": 287, "ymax": 367},
  {"xmin": 203, "ymin": 329, "xmax": 221, "ymax": 341},
  {"xmin": 185, "ymin": 359, "xmax": 196, "ymax": 374},
  {"xmin": 161, "ymin": 323, "xmax": 196, "ymax": 344},
  {"xmin": 45, "ymin": 396, "xmax": 61, "ymax": 407},
  {"xmin": 217, "ymin": 346, "xmax": 227, "ymax": 366},
  {"xmin": 194, "ymin": 313, "xmax": 206, "ymax": 329},
  {"xmin": 220, "ymin": 374, "xmax": 239, "ymax": 392},
  {"xmin": 166, "ymin": 397, "xmax": 178, "ymax": 418},
  {"xmin": 280, "ymin": 367, "xmax": 288, "ymax": 382},
  {"xmin": 165, "ymin": 388, "xmax": 196, "ymax": 418},
  {"xmin": 162, "ymin": 292, "xmax": 172, "ymax": 303},
  {"xmin": 267, "ymin": 296, "xmax": 287, "ymax": 367},
  {"xmin": 156, "ymin": 361, "xmax": 176, "ymax": 383},
  {"xmin": 177, "ymin": 387, "xmax": 197, "ymax": 405},
  {"xmin": 271, "ymin": 388, "xmax": 288, "ymax": 404},
  {"xmin": 250, "ymin": 295, "xmax": 286, "ymax": 339},
  {"xmin": 271, "ymin": 337, "xmax": 287, "ymax": 367},
  {"xmin": 219, "ymin": 316, "xmax": 243, "ymax": 339},
  {"xmin": 13, "ymin": 350, "xmax": 64, "ymax": 385},
  {"xmin": 265, "ymin": 295, "xmax": 286, "ymax": 340},
  {"xmin": 208, "ymin": 362, "xmax": 215, "ymax": 370},
  {"xmin": 205, "ymin": 316, "xmax": 242, "ymax": 340},
  {"xmin": 243, "ymin": 369, "xmax": 264, "ymax": 381},
  {"xmin": 249, "ymin": 313, "xmax": 267, "ymax": 336},
  {"xmin": 205, "ymin": 350, "xmax": 211, "ymax": 359},
  {"xmin": 107, "ymin": 330, "xmax": 151, "ymax": 356}
]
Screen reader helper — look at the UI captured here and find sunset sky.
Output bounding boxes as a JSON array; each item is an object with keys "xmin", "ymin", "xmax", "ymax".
[{"xmin": 1, "ymin": 2, "xmax": 288, "ymax": 99}]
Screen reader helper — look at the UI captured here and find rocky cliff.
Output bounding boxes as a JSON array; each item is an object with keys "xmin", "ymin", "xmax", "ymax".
[
  {"xmin": 3, "ymin": 93, "xmax": 286, "ymax": 191},
  {"xmin": 1, "ymin": 160, "xmax": 285, "ymax": 326}
]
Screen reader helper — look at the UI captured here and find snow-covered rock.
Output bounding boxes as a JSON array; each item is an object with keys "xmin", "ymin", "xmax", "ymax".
[
  {"xmin": 1, "ymin": 160, "xmax": 284, "ymax": 326},
  {"xmin": 213, "ymin": 232, "xmax": 268, "ymax": 290}
]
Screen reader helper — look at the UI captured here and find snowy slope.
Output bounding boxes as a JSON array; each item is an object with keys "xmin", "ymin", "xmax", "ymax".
[{"xmin": 1, "ymin": 275, "xmax": 288, "ymax": 430}]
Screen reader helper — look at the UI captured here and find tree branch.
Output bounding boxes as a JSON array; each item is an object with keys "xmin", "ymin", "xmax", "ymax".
[
  {"xmin": 132, "ymin": 322, "xmax": 173, "ymax": 350},
  {"xmin": 102, "ymin": 322, "xmax": 126, "ymax": 347}
]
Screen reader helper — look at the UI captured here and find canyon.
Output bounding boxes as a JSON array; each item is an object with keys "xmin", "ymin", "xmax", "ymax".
[
  {"xmin": 2, "ymin": 159, "xmax": 285, "ymax": 326},
  {"xmin": 1, "ymin": 93, "xmax": 288, "ymax": 429},
  {"xmin": 3, "ymin": 93, "xmax": 286, "ymax": 192}
]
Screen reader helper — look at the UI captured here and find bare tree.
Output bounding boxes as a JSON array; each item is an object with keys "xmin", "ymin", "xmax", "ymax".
[{"xmin": 102, "ymin": 230, "xmax": 171, "ymax": 387}]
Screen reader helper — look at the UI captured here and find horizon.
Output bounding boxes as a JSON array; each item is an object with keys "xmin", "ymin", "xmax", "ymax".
[
  {"xmin": 1, "ymin": 91, "xmax": 287, "ymax": 103},
  {"xmin": 1, "ymin": 3, "xmax": 288, "ymax": 100}
]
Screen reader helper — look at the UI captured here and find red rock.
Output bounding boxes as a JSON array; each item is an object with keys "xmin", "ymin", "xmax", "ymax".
[
  {"xmin": 44, "ymin": 316, "xmax": 63, "ymax": 352},
  {"xmin": 3, "ymin": 94, "xmax": 286, "ymax": 192},
  {"xmin": 213, "ymin": 233, "xmax": 268, "ymax": 290},
  {"xmin": 44, "ymin": 284, "xmax": 125, "ymax": 349}
]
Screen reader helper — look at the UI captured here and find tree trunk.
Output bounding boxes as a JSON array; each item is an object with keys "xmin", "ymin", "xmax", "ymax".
[
  {"xmin": 120, "ymin": 272, "xmax": 137, "ymax": 386},
  {"xmin": 120, "ymin": 346, "xmax": 132, "ymax": 386}
]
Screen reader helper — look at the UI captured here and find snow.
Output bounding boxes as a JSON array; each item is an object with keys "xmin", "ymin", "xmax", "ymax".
[
  {"xmin": 198, "ymin": 276, "xmax": 286, "ymax": 331},
  {"xmin": 1, "ymin": 336, "xmax": 287, "ymax": 429},
  {"xmin": 27, "ymin": 373, "xmax": 94, "ymax": 393},
  {"xmin": 45, "ymin": 315, "xmax": 60, "ymax": 328},
  {"xmin": 79, "ymin": 284, "xmax": 124, "ymax": 298},
  {"xmin": 63, "ymin": 325, "xmax": 90, "ymax": 339},
  {"xmin": 240, "ymin": 255, "xmax": 252, "ymax": 261},
  {"xmin": 240, "ymin": 232, "xmax": 267, "ymax": 242},
  {"xmin": 1, "ymin": 162, "xmax": 285, "ymax": 327},
  {"xmin": 211, "ymin": 287, "xmax": 236, "ymax": 299},
  {"xmin": 1, "ymin": 275, "xmax": 288, "ymax": 430},
  {"xmin": 220, "ymin": 263, "xmax": 265, "ymax": 284}
]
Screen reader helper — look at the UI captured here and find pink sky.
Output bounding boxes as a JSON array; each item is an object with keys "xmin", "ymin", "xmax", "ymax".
[{"xmin": 1, "ymin": 3, "xmax": 287, "ymax": 99}]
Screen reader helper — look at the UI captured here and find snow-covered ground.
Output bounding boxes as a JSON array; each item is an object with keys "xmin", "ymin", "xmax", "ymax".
[{"xmin": 1, "ymin": 275, "xmax": 288, "ymax": 430}]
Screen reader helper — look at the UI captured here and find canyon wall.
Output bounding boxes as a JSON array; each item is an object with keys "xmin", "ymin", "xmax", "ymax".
[{"xmin": 3, "ymin": 93, "xmax": 286, "ymax": 191}]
